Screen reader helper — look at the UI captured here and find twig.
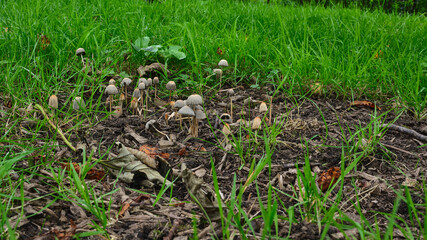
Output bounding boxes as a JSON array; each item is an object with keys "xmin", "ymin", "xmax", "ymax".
[
  {"xmin": 381, "ymin": 124, "xmax": 427, "ymax": 142},
  {"xmin": 35, "ymin": 104, "xmax": 76, "ymax": 152},
  {"xmin": 381, "ymin": 143, "xmax": 419, "ymax": 157},
  {"xmin": 198, "ymin": 222, "xmax": 218, "ymax": 239},
  {"xmin": 163, "ymin": 219, "xmax": 181, "ymax": 240}
]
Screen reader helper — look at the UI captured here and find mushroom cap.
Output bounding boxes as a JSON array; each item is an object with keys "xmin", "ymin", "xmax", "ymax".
[
  {"xmin": 252, "ymin": 117, "xmax": 262, "ymax": 130},
  {"xmin": 109, "ymin": 79, "xmax": 116, "ymax": 85},
  {"xmin": 119, "ymin": 93, "xmax": 126, "ymax": 101},
  {"xmin": 105, "ymin": 84, "xmax": 119, "ymax": 95},
  {"xmin": 132, "ymin": 88, "xmax": 141, "ymax": 98},
  {"xmin": 187, "ymin": 94, "xmax": 203, "ymax": 106},
  {"xmin": 121, "ymin": 78, "xmax": 132, "ymax": 87},
  {"xmin": 146, "ymin": 78, "xmax": 152, "ymax": 86},
  {"xmin": 222, "ymin": 123, "xmax": 232, "ymax": 135},
  {"xmin": 227, "ymin": 88, "xmax": 235, "ymax": 95},
  {"xmin": 195, "ymin": 109, "xmax": 206, "ymax": 120},
  {"xmin": 174, "ymin": 100, "xmax": 186, "ymax": 108},
  {"xmin": 195, "ymin": 105, "xmax": 203, "ymax": 110},
  {"xmin": 213, "ymin": 68, "xmax": 222, "ymax": 79},
  {"xmin": 130, "ymin": 98, "xmax": 138, "ymax": 109},
  {"xmin": 138, "ymin": 78, "xmax": 147, "ymax": 86},
  {"xmin": 166, "ymin": 81, "xmax": 176, "ymax": 91},
  {"xmin": 153, "ymin": 77, "xmax": 159, "ymax": 85},
  {"xmin": 178, "ymin": 106, "xmax": 195, "ymax": 116},
  {"xmin": 218, "ymin": 59, "xmax": 228, "ymax": 67},
  {"xmin": 138, "ymin": 82, "xmax": 146, "ymax": 90},
  {"xmin": 73, "ymin": 97, "xmax": 85, "ymax": 110},
  {"xmin": 76, "ymin": 48, "xmax": 86, "ymax": 56},
  {"xmin": 48, "ymin": 95, "xmax": 58, "ymax": 109},
  {"xmin": 259, "ymin": 102, "xmax": 268, "ymax": 113}
]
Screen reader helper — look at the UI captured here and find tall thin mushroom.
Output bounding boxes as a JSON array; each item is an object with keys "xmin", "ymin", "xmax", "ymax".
[
  {"xmin": 153, "ymin": 77, "xmax": 159, "ymax": 98},
  {"xmin": 120, "ymin": 78, "xmax": 132, "ymax": 105},
  {"xmin": 105, "ymin": 82, "xmax": 119, "ymax": 118},
  {"xmin": 166, "ymin": 81, "xmax": 176, "ymax": 103}
]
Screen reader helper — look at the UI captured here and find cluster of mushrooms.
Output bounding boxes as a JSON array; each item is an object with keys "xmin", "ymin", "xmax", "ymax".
[{"xmin": 47, "ymin": 49, "xmax": 272, "ymax": 140}]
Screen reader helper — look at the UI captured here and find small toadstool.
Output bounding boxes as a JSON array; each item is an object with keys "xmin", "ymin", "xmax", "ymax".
[
  {"xmin": 166, "ymin": 81, "xmax": 176, "ymax": 102},
  {"xmin": 153, "ymin": 77, "xmax": 159, "ymax": 98},
  {"xmin": 105, "ymin": 82, "xmax": 119, "ymax": 117}
]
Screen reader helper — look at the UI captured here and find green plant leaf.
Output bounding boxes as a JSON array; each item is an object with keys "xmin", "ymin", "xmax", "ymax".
[
  {"xmin": 132, "ymin": 37, "xmax": 150, "ymax": 52},
  {"xmin": 168, "ymin": 45, "xmax": 186, "ymax": 60},
  {"xmin": 143, "ymin": 45, "xmax": 162, "ymax": 54}
]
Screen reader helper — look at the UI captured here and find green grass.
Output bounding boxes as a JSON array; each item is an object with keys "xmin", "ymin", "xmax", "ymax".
[{"xmin": 0, "ymin": 0, "xmax": 426, "ymax": 239}]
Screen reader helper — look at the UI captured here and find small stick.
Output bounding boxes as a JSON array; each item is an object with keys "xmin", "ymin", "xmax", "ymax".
[
  {"xmin": 164, "ymin": 219, "xmax": 181, "ymax": 240},
  {"xmin": 381, "ymin": 124, "xmax": 427, "ymax": 142}
]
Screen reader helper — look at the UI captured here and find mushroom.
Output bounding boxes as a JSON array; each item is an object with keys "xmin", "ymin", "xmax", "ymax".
[
  {"xmin": 137, "ymin": 82, "xmax": 146, "ymax": 118},
  {"xmin": 130, "ymin": 97, "xmax": 138, "ymax": 115},
  {"xmin": 186, "ymin": 94, "xmax": 203, "ymax": 137},
  {"xmin": 112, "ymin": 106, "xmax": 122, "ymax": 118},
  {"xmin": 218, "ymin": 59, "xmax": 228, "ymax": 89},
  {"xmin": 146, "ymin": 78, "xmax": 152, "ymax": 108},
  {"xmin": 166, "ymin": 81, "xmax": 176, "ymax": 102},
  {"xmin": 120, "ymin": 78, "xmax": 132, "ymax": 104},
  {"xmin": 252, "ymin": 116, "xmax": 262, "ymax": 142},
  {"xmin": 259, "ymin": 102, "xmax": 268, "ymax": 114},
  {"xmin": 76, "ymin": 48, "xmax": 86, "ymax": 70},
  {"xmin": 132, "ymin": 88, "xmax": 141, "ymax": 114},
  {"xmin": 119, "ymin": 93, "xmax": 126, "ymax": 108},
  {"xmin": 213, "ymin": 69, "xmax": 222, "ymax": 80},
  {"xmin": 48, "ymin": 95, "xmax": 58, "ymax": 110},
  {"xmin": 105, "ymin": 82, "xmax": 119, "ymax": 117},
  {"xmin": 174, "ymin": 100, "xmax": 186, "ymax": 127},
  {"xmin": 222, "ymin": 123, "xmax": 232, "ymax": 144},
  {"xmin": 178, "ymin": 105, "xmax": 195, "ymax": 133},
  {"xmin": 73, "ymin": 97, "xmax": 85, "ymax": 111},
  {"xmin": 227, "ymin": 88, "xmax": 235, "ymax": 121},
  {"xmin": 153, "ymin": 77, "xmax": 159, "ymax": 98},
  {"xmin": 218, "ymin": 59, "xmax": 228, "ymax": 67}
]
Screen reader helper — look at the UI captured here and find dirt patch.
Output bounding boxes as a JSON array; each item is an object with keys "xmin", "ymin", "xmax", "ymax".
[{"xmin": 3, "ymin": 86, "xmax": 426, "ymax": 239}]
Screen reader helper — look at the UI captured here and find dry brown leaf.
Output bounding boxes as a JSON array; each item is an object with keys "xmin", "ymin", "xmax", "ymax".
[
  {"xmin": 61, "ymin": 163, "xmax": 105, "ymax": 181},
  {"xmin": 139, "ymin": 144, "xmax": 170, "ymax": 160},
  {"xmin": 351, "ymin": 100, "xmax": 381, "ymax": 110},
  {"xmin": 317, "ymin": 166, "xmax": 341, "ymax": 192},
  {"xmin": 216, "ymin": 47, "xmax": 223, "ymax": 55}
]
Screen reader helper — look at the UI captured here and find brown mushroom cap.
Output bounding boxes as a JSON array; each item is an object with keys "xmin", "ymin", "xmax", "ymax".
[
  {"xmin": 222, "ymin": 123, "xmax": 232, "ymax": 135},
  {"xmin": 48, "ymin": 95, "xmax": 58, "ymax": 109},
  {"xmin": 166, "ymin": 81, "xmax": 176, "ymax": 91},
  {"xmin": 153, "ymin": 77, "xmax": 159, "ymax": 85},
  {"xmin": 178, "ymin": 106, "xmax": 195, "ymax": 116},
  {"xmin": 138, "ymin": 78, "xmax": 147, "ymax": 86},
  {"xmin": 105, "ymin": 84, "xmax": 119, "ymax": 95},
  {"xmin": 109, "ymin": 79, "xmax": 116, "ymax": 85},
  {"xmin": 138, "ymin": 82, "xmax": 146, "ymax": 90},
  {"xmin": 73, "ymin": 97, "xmax": 85, "ymax": 110},
  {"xmin": 259, "ymin": 102, "xmax": 268, "ymax": 113},
  {"xmin": 186, "ymin": 94, "xmax": 203, "ymax": 106},
  {"xmin": 174, "ymin": 100, "xmax": 186, "ymax": 108},
  {"xmin": 76, "ymin": 48, "xmax": 86, "ymax": 56},
  {"xmin": 146, "ymin": 78, "xmax": 152, "ymax": 87},
  {"xmin": 213, "ymin": 68, "xmax": 222, "ymax": 79},
  {"xmin": 218, "ymin": 59, "xmax": 228, "ymax": 67},
  {"xmin": 252, "ymin": 117, "xmax": 262, "ymax": 130},
  {"xmin": 121, "ymin": 78, "xmax": 132, "ymax": 87},
  {"xmin": 195, "ymin": 109, "xmax": 206, "ymax": 120},
  {"xmin": 132, "ymin": 88, "xmax": 141, "ymax": 98}
]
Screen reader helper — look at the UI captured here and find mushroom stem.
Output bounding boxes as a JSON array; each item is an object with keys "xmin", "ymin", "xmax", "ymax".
[
  {"xmin": 109, "ymin": 98, "xmax": 112, "ymax": 119},
  {"xmin": 145, "ymin": 90, "xmax": 148, "ymax": 111},
  {"xmin": 168, "ymin": 90, "xmax": 172, "ymax": 103}
]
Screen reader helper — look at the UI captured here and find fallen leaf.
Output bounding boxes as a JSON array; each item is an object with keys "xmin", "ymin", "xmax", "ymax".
[
  {"xmin": 61, "ymin": 163, "xmax": 105, "ymax": 181},
  {"xmin": 139, "ymin": 144, "xmax": 170, "ymax": 160},
  {"xmin": 102, "ymin": 142, "xmax": 171, "ymax": 187},
  {"xmin": 178, "ymin": 146, "xmax": 187, "ymax": 156},
  {"xmin": 350, "ymin": 100, "xmax": 381, "ymax": 110},
  {"xmin": 317, "ymin": 167, "xmax": 341, "ymax": 192}
]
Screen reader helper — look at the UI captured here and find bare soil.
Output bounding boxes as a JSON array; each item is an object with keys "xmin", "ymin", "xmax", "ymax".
[{"xmin": 4, "ymin": 85, "xmax": 427, "ymax": 240}]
